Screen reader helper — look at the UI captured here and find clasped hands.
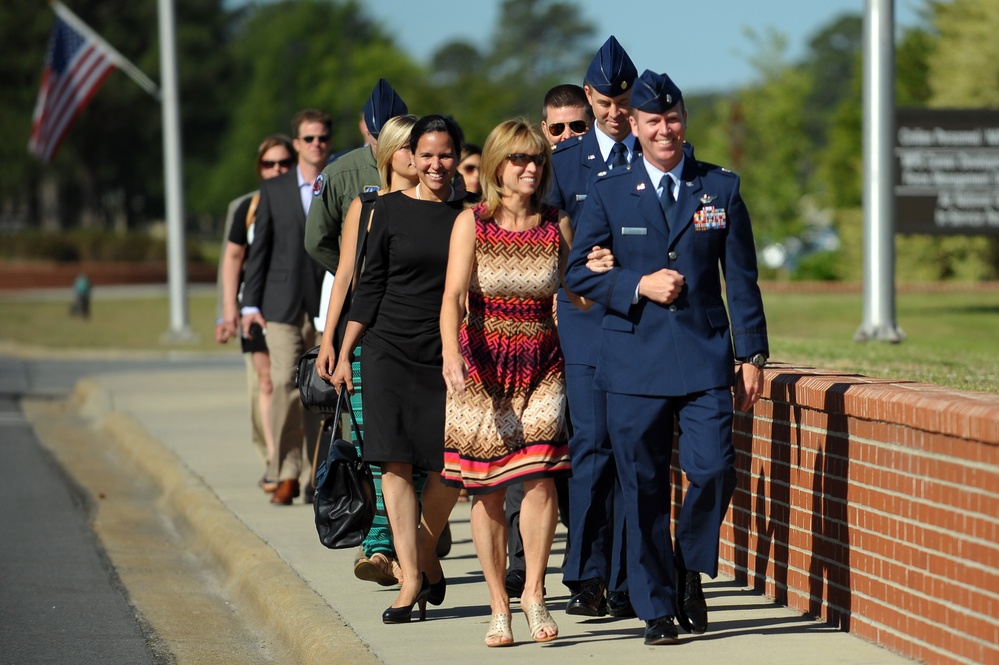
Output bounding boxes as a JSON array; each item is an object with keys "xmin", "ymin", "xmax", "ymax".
[{"xmin": 586, "ymin": 246, "xmax": 685, "ymax": 305}]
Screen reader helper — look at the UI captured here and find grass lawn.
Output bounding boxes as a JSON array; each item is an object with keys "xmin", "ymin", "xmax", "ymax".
[
  {"xmin": 0, "ymin": 289, "xmax": 227, "ymax": 355},
  {"xmin": 762, "ymin": 287, "xmax": 999, "ymax": 393},
  {"xmin": 1, "ymin": 285, "xmax": 997, "ymax": 393}
]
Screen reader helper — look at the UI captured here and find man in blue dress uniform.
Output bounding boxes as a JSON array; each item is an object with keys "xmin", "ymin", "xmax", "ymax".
[
  {"xmin": 547, "ymin": 35, "xmax": 638, "ymax": 619},
  {"xmin": 564, "ymin": 69, "xmax": 769, "ymax": 645}
]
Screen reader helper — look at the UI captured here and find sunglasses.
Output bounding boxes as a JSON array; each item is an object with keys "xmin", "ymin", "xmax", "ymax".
[
  {"xmin": 547, "ymin": 120, "xmax": 588, "ymax": 137},
  {"xmin": 260, "ymin": 158, "xmax": 294, "ymax": 169},
  {"xmin": 300, "ymin": 134, "xmax": 330, "ymax": 144},
  {"xmin": 460, "ymin": 164, "xmax": 480, "ymax": 174},
  {"xmin": 507, "ymin": 153, "xmax": 545, "ymax": 167}
]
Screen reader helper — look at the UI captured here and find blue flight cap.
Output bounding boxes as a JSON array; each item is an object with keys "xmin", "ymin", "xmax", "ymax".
[
  {"xmin": 584, "ymin": 36, "xmax": 637, "ymax": 96},
  {"xmin": 363, "ymin": 79, "xmax": 408, "ymax": 139},
  {"xmin": 631, "ymin": 69, "xmax": 684, "ymax": 113}
]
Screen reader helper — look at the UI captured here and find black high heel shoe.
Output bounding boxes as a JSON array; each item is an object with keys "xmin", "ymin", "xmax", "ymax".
[
  {"xmin": 382, "ymin": 574, "xmax": 431, "ymax": 624},
  {"xmin": 428, "ymin": 574, "xmax": 446, "ymax": 606}
]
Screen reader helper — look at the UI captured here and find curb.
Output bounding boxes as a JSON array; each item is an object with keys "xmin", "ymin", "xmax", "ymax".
[{"xmin": 72, "ymin": 378, "xmax": 380, "ymax": 665}]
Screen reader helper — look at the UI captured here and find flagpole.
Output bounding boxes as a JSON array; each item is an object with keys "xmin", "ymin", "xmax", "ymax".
[
  {"xmin": 52, "ymin": 1, "xmax": 160, "ymax": 100},
  {"xmin": 157, "ymin": 0, "xmax": 195, "ymax": 342}
]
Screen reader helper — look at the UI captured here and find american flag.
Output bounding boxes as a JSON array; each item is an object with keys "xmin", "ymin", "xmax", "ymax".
[{"xmin": 28, "ymin": 13, "xmax": 117, "ymax": 162}]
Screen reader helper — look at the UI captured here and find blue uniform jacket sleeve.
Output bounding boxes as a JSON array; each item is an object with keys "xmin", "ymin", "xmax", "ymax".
[
  {"xmin": 719, "ymin": 175, "xmax": 768, "ymax": 358},
  {"xmin": 565, "ymin": 182, "xmax": 642, "ymax": 315}
]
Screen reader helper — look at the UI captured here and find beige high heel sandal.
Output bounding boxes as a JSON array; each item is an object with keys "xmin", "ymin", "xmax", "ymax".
[
  {"xmin": 485, "ymin": 613, "xmax": 514, "ymax": 647},
  {"xmin": 523, "ymin": 601, "xmax": 558, "ymax": 643}
]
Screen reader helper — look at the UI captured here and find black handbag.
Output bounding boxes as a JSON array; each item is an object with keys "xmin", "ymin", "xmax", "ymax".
[
  {"xmin": 296, "ymin": 192, "xmax": 378, "ymax": 413},
  {"xmin": 313, "ymin": 390, "xmax": 375, "ymax": 549},
  {"xmin": 295, "ymin": 345, "xmax": 338, "ymax": 413}
]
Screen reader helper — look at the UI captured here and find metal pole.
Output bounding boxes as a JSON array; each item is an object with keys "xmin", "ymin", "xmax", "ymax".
[
  {"xmin": 157, "ymin": 0, "xmax": 195, "ymax": 342},
  {"xmin": 856, "ymin": 0, "xmax": 904, "ymax": 342}
]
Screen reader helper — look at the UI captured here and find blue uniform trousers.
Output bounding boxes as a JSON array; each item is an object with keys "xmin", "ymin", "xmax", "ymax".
[
  {"xmin": 606, "ymin": 387, "xmax": 737, "ymax": 620},
  {"xmin": 563, "ymin": 362, "xmax": 627, "ymax": 591}
]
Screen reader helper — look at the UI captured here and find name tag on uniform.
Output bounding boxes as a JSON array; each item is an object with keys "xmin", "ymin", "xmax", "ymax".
[
  {"xmin": 575, "ymin": 194, "xmax": 587, "ymax": 202},
  {"xmin": 621, "ymin": 227, "xmax": 647, "ymax": 235}
]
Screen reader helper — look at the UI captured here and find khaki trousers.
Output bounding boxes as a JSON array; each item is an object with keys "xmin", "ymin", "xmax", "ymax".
[
  {"xmin": 265, "ymin": 313, "xmax": 320, "ymax": 484},
  {"xmin": 243, "ymin": 353, "xmax": 268, "ymax": 464}
]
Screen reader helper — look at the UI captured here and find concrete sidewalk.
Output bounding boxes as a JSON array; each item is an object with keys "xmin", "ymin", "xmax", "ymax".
[{"xmin": 75, "ymin": 365, "xmax": 914, "ymax": 665}]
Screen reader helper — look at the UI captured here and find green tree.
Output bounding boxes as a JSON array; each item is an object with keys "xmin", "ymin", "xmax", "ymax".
[
  {"xmin": 422, "ymin": 0, "xmax": 596, "ymax": 144},
  {"xmin": 710, "ymin": 28, "xmax": 813, "ymax": 244},
  {"xmin": 928, "ymin": 0, "xmax": 999, "ymax": 107},
  {"xmin": 1, "ymin": 0, "xmax": 233, "ymax": 233},
  {"xmin": 0, "ymin": 2, "xmax": 54, "ymax": 225},
  {"xmin": 198, "ymin": 0, "xmax": 422, "ymax": 217}
]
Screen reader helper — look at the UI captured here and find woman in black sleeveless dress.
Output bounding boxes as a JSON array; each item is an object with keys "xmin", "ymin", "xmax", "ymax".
[{"xmin": 331, "ymin": 115, "xmax": 463, "ymax": 624}]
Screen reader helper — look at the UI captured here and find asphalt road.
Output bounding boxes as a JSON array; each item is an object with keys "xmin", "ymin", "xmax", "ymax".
[
  {"xmin": 0, "ymin": 395, "xmax": 166, "ymax": 664},
  {"xmin": 0, "ymin": 352, "xmax": 261, "ymax": 665}
]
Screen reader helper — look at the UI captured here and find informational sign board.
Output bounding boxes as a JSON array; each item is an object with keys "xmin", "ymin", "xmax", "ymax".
[{"xmin": 895, "ymin": 108, "xmax": 999, "ymax": 235}]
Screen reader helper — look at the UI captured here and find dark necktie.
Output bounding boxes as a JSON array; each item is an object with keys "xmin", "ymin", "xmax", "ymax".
[
  {"xmin": 608, "ymin": 142, "xmax": 628, "ymax": 169},
  {"xmin": 659, "ymin": 174, "xmax": 675, "ymax": 226}
]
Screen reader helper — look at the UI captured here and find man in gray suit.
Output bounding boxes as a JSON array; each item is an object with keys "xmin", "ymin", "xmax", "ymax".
[{"xmin": 241, "ymin": 109, "xmax": 332, "ymax": 504}]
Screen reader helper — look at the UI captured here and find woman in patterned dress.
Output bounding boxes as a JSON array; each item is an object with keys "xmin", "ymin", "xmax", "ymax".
[{"xmin": 440, "ymin": 119, "xmax": 601, "ymax": 647}]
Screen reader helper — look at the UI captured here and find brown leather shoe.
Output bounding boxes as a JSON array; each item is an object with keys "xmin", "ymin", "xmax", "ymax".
[
  {"xmin": 270, "ymin": 479, "xmax": 300, "ymax": 505},
  {"xmin": 354, "ymin": 553, "xmax": 399, "ymax": 586}
]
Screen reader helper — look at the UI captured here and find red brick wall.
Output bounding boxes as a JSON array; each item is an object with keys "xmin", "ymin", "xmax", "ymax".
[
  {"xmin": 700, "ymin": 366, "xmax": 999, "ymax": 665},
  {"xmin": 0, "ymin": 261, "xmax": 216, "ymax": 290}
]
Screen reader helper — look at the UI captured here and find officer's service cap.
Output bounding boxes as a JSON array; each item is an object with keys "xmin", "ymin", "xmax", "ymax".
[
  {"xmin": 631, "ymin": 69, "xmax": 683, "ymax": 113},
  {"xmin": 584, "ymin": 36, "xmax": 637, "ymax": 96},
  {"xmin": 364, "ymin": 78, "xmax": 408, "ymax": 139}
]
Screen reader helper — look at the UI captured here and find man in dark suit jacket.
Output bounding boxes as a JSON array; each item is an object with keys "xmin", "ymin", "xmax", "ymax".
[
  {"xmin": 546, "ymin": 35, "xmax": 639, "ymax": 619},
  {"xmin": 565, "ymin": 70, "xmax": 768, "ymax": 645},
  {"xmin": 242, "ymin": 109, "xmax": 331, "ymax": 505}
]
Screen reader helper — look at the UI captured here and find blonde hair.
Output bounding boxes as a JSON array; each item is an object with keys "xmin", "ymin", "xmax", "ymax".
[
  {"xmin": 376, "ymin": 114, "xmax": 419, "ymax": 189},
  {"xmin": 478, "ymin": 118, "xmax": 552, "ymax": 220}
]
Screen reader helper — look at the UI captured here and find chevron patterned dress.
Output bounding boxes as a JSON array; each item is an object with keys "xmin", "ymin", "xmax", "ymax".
[{"xmin": 442, "ymin": 204, "xmax": 571, "ymax": 494}]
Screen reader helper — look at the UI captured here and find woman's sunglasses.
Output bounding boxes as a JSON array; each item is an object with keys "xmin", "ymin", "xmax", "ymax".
[
  {"xmin": 507, "ymin": 153, "xmax": 545, "ymax": 167},
  {"xmin": 260, "ymin": 158, "xmax": 294, "ymax": 169},
  {"xmin": 547, "ymin": 120, "xmax": 588, "ymax": 137}
]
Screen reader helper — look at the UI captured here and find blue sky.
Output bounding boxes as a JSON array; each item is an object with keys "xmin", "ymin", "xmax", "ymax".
[{"xmin": 359, "ymin": 0, "xmax": 928, "ymax": 94}]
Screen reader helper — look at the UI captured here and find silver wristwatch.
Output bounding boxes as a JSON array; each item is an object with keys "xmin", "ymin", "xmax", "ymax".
[{"xmin": 744, "ymin": 353, "xmax": 768, "ymax": 369}]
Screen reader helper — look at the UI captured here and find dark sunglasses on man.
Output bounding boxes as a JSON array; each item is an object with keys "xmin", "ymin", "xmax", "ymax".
[
  {"xmin": 547, "ymin": 120, "xmax": 588, "ymax": 137},
  {"xmin": 301, "ymin": 134, "xmax": 330, "ymax": 144}
]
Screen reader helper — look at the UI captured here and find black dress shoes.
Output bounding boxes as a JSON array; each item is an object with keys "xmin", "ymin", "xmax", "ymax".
[
  {"xmin": 565, "ymin": 577, "xmax": 607, "ymax": 617},
  {"xmin": 504, "ymin": 569, "xmax": 526, "ymax": 599},
  {"xmin": 606, "ymin": 590, "xmax": 636, "ymax": 618},
  {"xmin": 676, "ymin": 570, "xmax": 707, "ymax": 634},
  {"xmin": 644, "ymin": 615, "xmax": 679, "ymax": 645}
]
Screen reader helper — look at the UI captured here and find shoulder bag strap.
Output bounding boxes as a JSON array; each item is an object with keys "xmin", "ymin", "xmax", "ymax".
[{"xmin": 245, "ymin": 192, "xmax": 261, "ymax": 229}]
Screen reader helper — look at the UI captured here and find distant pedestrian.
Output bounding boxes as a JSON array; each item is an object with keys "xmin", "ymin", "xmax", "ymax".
[
  {"xmin": 215, "ymin": 133, "xmax": 295, "ymax": 490},
  {"xmin": 241, "ymin": 110, "xmax": 331, "ymax": 505}
]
